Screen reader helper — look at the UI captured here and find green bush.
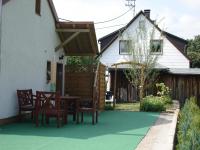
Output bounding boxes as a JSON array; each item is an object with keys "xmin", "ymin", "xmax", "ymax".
[
  {"xmin": 140, "ymin": 95, "xmax": 166, "ymax": 112},
  {"xmin": 156, "ymin": 82, "xmax": 170, "ymax": 96},
  {"xmin": 162, "ymin": 95, "xmax": 173, "ymax": 104},
  {"xmin": 156, "ymin": 82, "xmax": 172, "ymax": 104},
  {"xmin": 176, "ymin": 97, "xmax": 200, "ymax": 150}
]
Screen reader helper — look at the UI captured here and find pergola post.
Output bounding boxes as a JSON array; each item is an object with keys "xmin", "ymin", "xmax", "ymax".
[
  {"xmin": 113, "ymin": 65, "xmax": 117, "ymax": 108},
  {"xmin": 111, "ymin": 61, "xmax": 146, "ymax": 106}
]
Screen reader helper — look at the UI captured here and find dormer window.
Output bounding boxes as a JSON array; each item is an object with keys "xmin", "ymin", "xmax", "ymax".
[
  {"xmin": 35, "ymin": 0, "xmax": 41, "ymax": 16},
  {"xmin": 150, "ymin": 40, "xmax": 163, "ymax": 54},
  {"xmin": 119, "ymin": 40, "xmax": 131, "ymax": 54}
]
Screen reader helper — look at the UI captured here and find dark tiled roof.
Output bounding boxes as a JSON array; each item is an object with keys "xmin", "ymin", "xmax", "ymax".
[
  {"xmin": 2, "ymin": 0, "xmax": 10, "ymax": 5},
  {"xmin": 98, "ymin": 10, "xmax": 189, "ymax": 61},
  {"xmin": 98, "ymin": 27, "xmax": 125, "ymax": 51},
  {"xmin": 47, "ymin": 0, "xmax": 59, "ymax": 22}
]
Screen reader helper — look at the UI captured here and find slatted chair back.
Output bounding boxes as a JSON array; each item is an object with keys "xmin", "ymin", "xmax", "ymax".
[
  {"xmin": 36, "ymin": 91, "xmax": 60, "ymax": 111},
  {"xmin": 17, "ymin": 89, "xmax": 33, "ymax": 106},
  {"xmin": 17, "ymin": 89, "xmax": 35, "ymax": 121},
  {"xmin": 35, "ymin": 91, "xmax": 66, "ymax": 127}
]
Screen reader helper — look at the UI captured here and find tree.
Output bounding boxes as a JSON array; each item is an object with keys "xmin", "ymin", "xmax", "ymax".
[
  {"xmin": 187, "ymin": 35, "xmax": 200, "ymax": 68},
  {"xmin": 121, "ymin": 21, "xmax": 161, "ymax": 101}
]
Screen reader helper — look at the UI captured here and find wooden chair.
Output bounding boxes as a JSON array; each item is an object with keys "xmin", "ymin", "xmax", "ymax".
[
  {"xmin": 67, "ymin": 101, "xmax": 76, "ymax": 121},
  {"xmin": 76, "ymin": 89, "xmax": 99, "ymax": 125},
  {"xmin": 17, "ymin": 89, "xmax": 36, "ymax": 121},
  {"xmin": 35, "ymin": 91, "xmax": 67, "ymax": 127}
]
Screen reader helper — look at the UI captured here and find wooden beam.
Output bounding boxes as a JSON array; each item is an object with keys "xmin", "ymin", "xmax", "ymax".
[
  {"xmin": 56, "ymin": 29, "xmax": 90, "ymax": 33},
  {"xmin": 111, "ymin": 61, "xmax": 146, "ymax": 67},
  {"xmin": 76, "ymin": 35, "xmax": 82, "ymax": 52},
  {"xmin": 55, "ymin": 32, "xmax": 80, "ymax": 51},
  {"xmin": 113, "ymin": 65, "xmax": 117, "ymax": 108},
  {"xmin": 88, "ymin": 30, "xmax": 96, "ymax": 54}
]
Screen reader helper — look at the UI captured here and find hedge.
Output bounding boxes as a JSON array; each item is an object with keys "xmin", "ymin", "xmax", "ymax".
[{"xmin": 176, "ymin": 97, "xmax": 200, "ymax": 150}]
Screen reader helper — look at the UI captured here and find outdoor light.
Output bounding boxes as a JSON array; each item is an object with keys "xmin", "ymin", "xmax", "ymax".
[{"xmin": 59, "ymin": 54, "xmax": 64, "ymax": 60}]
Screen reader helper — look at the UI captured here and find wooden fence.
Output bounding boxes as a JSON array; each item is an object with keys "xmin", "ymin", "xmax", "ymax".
[
  {"xmin": 110, "ymin": 70, "xmax": 200, "ymax": 106},
  {"xmin": 65, "ymin": 63, "xmax": 106, "ymax": 110},
  {"xmin": 98, "ymin": 64, "xmax": 106, "ymax": 110},
  {"xmin": 160, "ymin": 74, "xmax": 200, "ymax": 107}
]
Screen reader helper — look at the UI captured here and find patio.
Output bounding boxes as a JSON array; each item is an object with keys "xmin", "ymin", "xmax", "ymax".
[{"xmin": 0, "ymin": 111, "xmax": 158, "ymax": 150}]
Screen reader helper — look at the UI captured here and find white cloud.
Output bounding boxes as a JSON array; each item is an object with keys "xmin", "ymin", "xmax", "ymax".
[
  {"xmin": 177, "ymin": 15, "xmax": 200, "ymax": 38},
  {"xmin": 53, "ymin": 0, "xmax": 200, "ymax": 39},
  {"xmin": 156, "ymin": 8, "xmax": 200, "ymax": 39},
  {"xmin": 53, "ymin": 0, "xmax": 126, "ymax": 22},
  {"xmin": 180, "ymin": 0, "xmax": 200, "ymax": 9}
]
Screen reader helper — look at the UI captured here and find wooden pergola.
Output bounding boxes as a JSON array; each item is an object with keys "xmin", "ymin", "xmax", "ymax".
[
  {"xmin": 54, "ymin": 21, "xmax": 106, "ymax": 110},
  {"xmin": 111, "ymin": 61, "xmax": 146, "ymax": 107},
  {"xmin": 55, "ymin": 21, "xmax": 98, "ymax": 56}
]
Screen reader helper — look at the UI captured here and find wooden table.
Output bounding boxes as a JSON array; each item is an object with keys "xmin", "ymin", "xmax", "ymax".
[{"xmin": 61, "ymin": 96, "xmax": 80, "ymax": 123}]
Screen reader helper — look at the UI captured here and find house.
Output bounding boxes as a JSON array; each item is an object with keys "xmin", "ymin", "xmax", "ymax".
[
  {"xmin": 0, "ymin": 0, "xmax": 64, "ymax": 122},
  {"xmin": 0, "ymin": 0, "xmax": 100, "ymax": 123},
  {"xmin": 98, "ymin": 10, "xmax": 200, "ymax": 105}
]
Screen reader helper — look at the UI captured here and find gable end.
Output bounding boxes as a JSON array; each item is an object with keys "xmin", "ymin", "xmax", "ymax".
[
  {"xmin": 164, "ymin": 32, "xmax": 190, "ymax": 61},
  {"xmin": 98, "ymin": 10, "xmax": 190, "ymax": 63}
]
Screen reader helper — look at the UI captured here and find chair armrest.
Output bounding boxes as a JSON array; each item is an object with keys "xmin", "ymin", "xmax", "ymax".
[{"xmin": 32, "ymin": 95, "xmax": 37, "ymax": 105}]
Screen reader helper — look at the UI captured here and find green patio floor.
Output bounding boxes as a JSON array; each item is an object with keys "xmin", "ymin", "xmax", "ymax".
[{"xmin": 0, "ymin": 111, "xmax": 159, "ymax": 150}]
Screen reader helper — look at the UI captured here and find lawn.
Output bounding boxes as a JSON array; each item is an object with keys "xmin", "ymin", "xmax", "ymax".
[
  {"xmin": 105, "ymin": 102, "xmax": 140, "ymax": 111},
  {"xmin": 0, "ymin": 111, "xmax": 158, "ymax": 150},
  {"xmin": 115, "ymin": 103, "xmax": 140, "ymax": 111}
]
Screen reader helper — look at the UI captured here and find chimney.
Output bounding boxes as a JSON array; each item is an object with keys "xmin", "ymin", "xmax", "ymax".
[{"xmin": 144, "ymin": 9, "xmax": 150, "ymax": 19}]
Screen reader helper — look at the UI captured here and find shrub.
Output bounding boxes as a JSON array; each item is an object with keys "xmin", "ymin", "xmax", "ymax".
[
  {"xmin": 140, "ymin": 95, "xmax": 166, "ymax": 112},
  {"xmin": 156, "ymin": 82, "xmax": 172, "ymax": 104},
  {"xmin": 161, "ymin": 95, "xmax": 172, "ymax": 104},
  {"xmin": 156, "ymin": 82, "xmax": 170, "ymax": 96},
  {"xmin": 176, "ymin": 97, "xmax": 200, "ymax": 150}
]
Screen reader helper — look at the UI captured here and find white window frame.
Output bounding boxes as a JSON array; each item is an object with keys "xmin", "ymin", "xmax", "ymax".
[
  {"xmin": 150, "ymin": 40, "xmax": 163, "ymax": 55},
  {"xmin": 119, "ymin": 40, "xmax": 131, "ymax": 55}
]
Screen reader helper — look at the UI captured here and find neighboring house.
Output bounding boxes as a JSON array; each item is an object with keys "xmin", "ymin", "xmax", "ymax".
[
  {"xmin": 98, "ymin": 10, "xmax": 200, "ymax": 104},
  {"xmin": 99, "ymin": 10, "xmax": 189, "ymax": 69}
]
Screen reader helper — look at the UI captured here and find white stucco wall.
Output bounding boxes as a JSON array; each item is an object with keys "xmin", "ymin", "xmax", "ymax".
[
  {"xmin": 0, "ymin": 0, "xmax": 64, "ymax": 119},
  {"xmin": 99, "ymin": 14, "xmax": 190, "ymax": 68}
]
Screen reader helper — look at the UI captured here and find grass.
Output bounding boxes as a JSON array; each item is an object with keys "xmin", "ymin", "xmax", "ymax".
[
  {"xmin": 105, "ymin": 102, "xmax": 140, "ymax": 111},
  {"xmin": 115, "ymin": 103, "xmax": 140, "ymax": 111},
  {"xmin": 105, "ymin": 101, "xmax": 174, "ymax": 112},
  {"xmin": 0, "ymin": 111, "xmax": 159, "ymax": 150}
]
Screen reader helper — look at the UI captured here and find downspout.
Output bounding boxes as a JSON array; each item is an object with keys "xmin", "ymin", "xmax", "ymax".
[{"xmin": 0, "ymin": 0, "xmax": 2, "ymax": 73}]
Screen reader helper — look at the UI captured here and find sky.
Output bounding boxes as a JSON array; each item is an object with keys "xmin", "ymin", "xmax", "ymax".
[{"xmin": 52, "ymin": 0, "xmax": 200, "ymax": 40}]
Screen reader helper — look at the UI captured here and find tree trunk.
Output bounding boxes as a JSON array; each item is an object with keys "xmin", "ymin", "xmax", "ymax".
[{"xmin": 139, "ymin": 67, "xmax": 145, "ymax": 101}]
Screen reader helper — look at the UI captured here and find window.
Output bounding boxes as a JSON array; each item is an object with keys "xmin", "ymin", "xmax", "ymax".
[
  {"xmin": 47, "ymin": 61, "xmax": 51, "ymax": 83},
  {"xmin": 119, "ymin": 40, "xmax": 131, "ymax": 54},
  {"xmin": 150, "ymin": 40, "xmax": 163, "ymax": 54},
  {"xmin": 35, "ymin": 0, "xmax": 41, "ymax": 16}
]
